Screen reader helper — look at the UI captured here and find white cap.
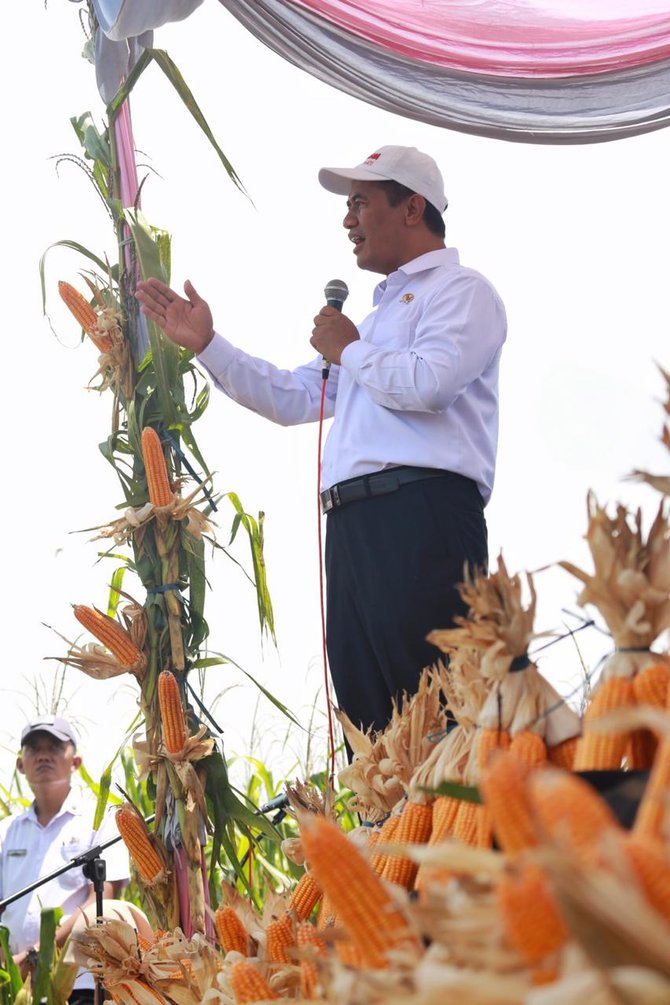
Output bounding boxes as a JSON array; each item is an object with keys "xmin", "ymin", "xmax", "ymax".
[{"xmin": 319, "ymin": 145, "xmax": 448, "ymax": 213}]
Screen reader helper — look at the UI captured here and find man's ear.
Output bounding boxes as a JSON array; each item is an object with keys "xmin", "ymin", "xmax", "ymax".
[
  {"xmin": 71, "ymin": 754, "xmax": 82, "ymax": 771},
  {"xmin": 16, "ymin": 755, "xmax": 25, "ymax": 776},
  {"xmin": 405, "ymin": 193, "xmax": 427, "ymax": 227}
]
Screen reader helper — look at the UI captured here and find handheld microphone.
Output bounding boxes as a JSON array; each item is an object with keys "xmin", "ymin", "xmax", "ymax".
[{"xmin": 321, "ymin": 279, "xmax": 349, "ymax": 379}]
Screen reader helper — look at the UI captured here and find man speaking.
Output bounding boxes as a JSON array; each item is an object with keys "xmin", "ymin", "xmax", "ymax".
[{"xmin": 136, "ymin": 145, "xmax": 507, "ymax": 737}]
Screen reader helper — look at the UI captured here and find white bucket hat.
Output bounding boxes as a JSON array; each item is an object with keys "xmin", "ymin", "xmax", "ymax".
[{"xmin": 319, "ymin": 145, "xmax": 448, "ymax": 213}]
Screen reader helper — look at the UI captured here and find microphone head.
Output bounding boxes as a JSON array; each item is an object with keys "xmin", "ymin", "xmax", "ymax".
[{"xmin": 324, "ymin": 278, "xmax": 349, "ymax": 307}]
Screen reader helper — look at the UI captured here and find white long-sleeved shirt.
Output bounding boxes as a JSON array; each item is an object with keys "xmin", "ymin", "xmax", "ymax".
[{"xmin": 198, "ymin": 248, "xmax": 507, "ymax": 503}]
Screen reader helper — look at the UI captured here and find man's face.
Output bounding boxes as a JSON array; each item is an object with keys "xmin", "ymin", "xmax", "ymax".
[
  {"xmin": 17, "ymin": 732, "xmax": 80, "ymax": 789},
  {"xmin": 343, "ymin": 181, "xmax": 410, "ymax": 276}
]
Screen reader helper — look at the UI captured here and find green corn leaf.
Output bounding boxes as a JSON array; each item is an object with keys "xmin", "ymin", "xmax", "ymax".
[
  {"xmin": 424, "ymin": 780, "xmax": 482, "ymax": 804},
  {"xmin": 0, "ymin": 926, "xmax": 23, "ymax": 998},
  {"xmin": 40, "ymin": 240, "xmax": 111, "ymax": 316},
  {"xmin": 32, "ymin": 907, "xmax": 63, "ymax": 1003}
]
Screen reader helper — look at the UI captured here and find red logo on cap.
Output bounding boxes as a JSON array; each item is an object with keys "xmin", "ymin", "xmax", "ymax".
[{"xmin": 364, "ymin": 152, "xmax": 381, "ymax": 164}]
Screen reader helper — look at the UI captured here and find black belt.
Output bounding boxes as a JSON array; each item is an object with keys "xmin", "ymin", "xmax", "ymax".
[{"xmin": 320, "ymin": 466, "xmax": 454, "ymax": 514}]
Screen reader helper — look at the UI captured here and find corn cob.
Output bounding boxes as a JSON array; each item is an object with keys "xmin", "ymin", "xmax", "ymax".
[
  {"xmin": 509, "ymin": 730, "xmax": 547, "ymax": 768},
  {"xmin": 547, "ymin": 736, "xmax": 579, "ymax": 770},
  {"xmin": 316, "ymin": 889, "xmax": 337, "ymax": 930},
  {"xmin": 214, "ymin": 905, "xmax": 249, "ymax": 956},
  {"xmin": 334, "ymin": 936, "xmax": 365, "ymax": 968},
  {"xmin": 414, "ymin": 795, "xmax": 461, "ymax": 892},
  {"xmin": 633, "ymin": 736, "xmax": 670, "ymax": 843},
  {"xmin": 299, "ymin": 815, "xmax": 421, "ymax": 968},
  {"xmin": 472, "ymin": 727, "xmax": 511, "ymax": 849},
  {"xmin": 109, "ymin": 982, "xmax": 171, "ymax": 1005},
  {"xmin": 141, "ymin": 427, "xmax": 173, "ymax": 508},
  {"xmin": 496, "ymin": 863, "xmax": 568, "ymax": 966},
  {"xmin": 287, "ymin": 870, "xmax": 321, "ymax": 921},
  {"xmin": 228, "ymin": 960, "xmax": 278, "ymax": 1003},
  {"xmin": 380, "ymin": 800, "xmax": 433, "ymax": 890},
  {"xmin": 619, "ymin": 832, "xmax": 670, "ymax": 924},
  {"xmin": 116, "ymin": 803, "xmax": 167, "ymax": 885},
  {"xmin": 632, "ymin": 662, "xmax": 670, "ymax": 707},
  {"xmin": 451, "ymin": 799, "xmax": 480, "ymax": 847},
  {"xmin": 157, "ymin": 670, "xmax": 188, "ymax": 754},
  {"xmin": 476, "ymin": 727, "xmax": 511, "ymax": 770},
  {"xmin": 368, "ymin": 814, "xmax": 400, "ymax": 877},
  {"xmin": 58, "ymin": 280, "xmax": 98, "ymax": 334},
  {"xmin": 573, "ymin": 676, "xmax": 635, "ymax": 771},
  {"xmin": 73, "ymin": 604, "xmax": 144, "ymax": 668},
  {"xmin": 297, "ymin": 923, "xmax": 327, "ymax": 999},
  {"xmin": 265, "ymin": 913, "xmax": 295, "ymax": 964},
  {"xmin": 528, "ymin": 767, "xmax": 620, "ymax": 861},
  {"xmin": 626, "ymin": 729, "xmax": 658, "ymax": 770},
  {"xmin": 479, "ymin": 750, "xmax": 537, "ymax": 857}
]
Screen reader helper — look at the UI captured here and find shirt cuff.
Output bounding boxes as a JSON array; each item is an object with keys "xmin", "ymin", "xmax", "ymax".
[{"xmin": 197, "ymin": 331, "xmax": 237, "ymax": 375}]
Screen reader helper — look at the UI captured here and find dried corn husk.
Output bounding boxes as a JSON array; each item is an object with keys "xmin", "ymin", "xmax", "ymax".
[
  {"xmin": 628, "ymin": 363, "xmax": 670, "ymax": 497},
  {"xmin": 560, "ymin": 493, "xmax": 670, "ymax": 680}
]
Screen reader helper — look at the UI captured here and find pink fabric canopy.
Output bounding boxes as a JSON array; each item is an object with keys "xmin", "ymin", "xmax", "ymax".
[{"xmin": 90, "ymin": 0, "xmax": 670, "ymax": 142}]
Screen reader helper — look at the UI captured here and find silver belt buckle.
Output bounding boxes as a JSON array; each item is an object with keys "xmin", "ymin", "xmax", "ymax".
[{"xmin": 320, "ymin": 484, "xmax": 340, "ymax": 513}]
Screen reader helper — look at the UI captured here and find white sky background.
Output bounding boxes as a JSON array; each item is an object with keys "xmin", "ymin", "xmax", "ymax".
[{"xmin": 2, "ymin": 0, "xmax": 669, "ymax": 792}]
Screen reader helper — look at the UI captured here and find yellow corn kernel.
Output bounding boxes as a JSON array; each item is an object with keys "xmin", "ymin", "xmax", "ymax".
[
  {"xmin": 509, "ymin": 730, "xmax": 547, "ymax": 768},
  {"xmin": 573, "ymin": 676, "xmax": 635, "ymax": 771},
  {"xmin": 633, "ymin": 736, "xmax": 670, "ymax": 843},
  {"xmin": 141, "ymin": 427, "xmax": 173, "ymax": 508},
  {"xmin": 214, "ymin": 905, "xmax": 248, "ymax": 956},
  {"xmin": 450, "ymin": 799, "xmax": 480, "ymax": 847},
  {"xmin": 632, "ymin": 663, "xmax": 670, "ymax": 708},
  {"xmin": 316, "ymin": 889, "xmax": 337, "ymax": 930},
  {"xmin": 287, "ymin": 871, "xmax": 321, "ymax": 921},
  {"xmin": 476, "ymin": 727, "xmax": 511, "ymax": 771},
  {"xmin": 496, "ymin": 863, "xmax": 568, "ymax": 965},
  {"xmin": 228, "ymin": 960, "xmax": 278, "ymax": 1003},
  {"xmin": 414, "ymin": 795, "xmax": 461, "ymax": 892},
  {"xmin": 479, "ymin": 750, "xmax": 537, "ymax": 857},
  {"xmin": 73, "ymin": 604, "xmax": 144, "ymax": 668},
  {"xmin": 547, "ymin": 736, "xmax": 579, "ymax": 770},
  {"xmin": 620, "ymin": 832, "xmax": 670, "ymax": 924},
  {"xmin": 380, "ymin": 800, "xmax": 433, "ymax": 890},
  {"xmin": 157, "ymin": 670, "xmax": 188, "ymax": 755},
  {"xmin": 299, "ymin": 815, "xmax": 421, "ymax": 969},
  {"xmin": 265, "ymin": 913, "xmax": 295, "ymax": 964},
  {"xmin": 368, "ymin": 814, "xmax": 400, "ymax": 878},
  {"xmin": 528, "ymin": 767, "xmax": 620, "ymax": 861},
  {"xmin": 297, "ymin": 922, "xmax": 327, "ymax": 999},
  {"xmin": 116, "ymin": 803, "xmax": 166, "ymax": 885}
]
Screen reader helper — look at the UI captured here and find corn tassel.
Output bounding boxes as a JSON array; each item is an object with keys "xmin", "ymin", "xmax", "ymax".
[
  {"xmin": 214, "ymin": 905, "xmax": 249, "ymax": 956},
  {"xmin": 157, "ymin": 670, "xmax": 188, "ymax": 754},
  {"xmin": 141, "ymin": 426, "xmax": 173, "ymax": 508},
  {"xmin": 496, "ymin": 863, "xmax": 568, "ymax": 965},
  {"xmin": 299, "ymin": 815, "xmax": 421, "ymax": 968},
  {"xmin": 633, "ymin": 736, "xmax": 670, "ymax": 843},
  {"xmin": 228, "ymin": 960, "xmax": 278, "ymax": 1003},
  {"xmin": 479, "ymin": 750, "xmax": 537, "ymax": 857},
  {"xmin": 380, "ymin": 800, "xmax": 433, "ymax": 890},
  {"xmin": 73, "ymin": 604, "xmax": 144, "ymax": 668},
  {"xmin": 265, "ymin": 913, "xmax": 295, "ymax": 964},
  {"xmin": 573, "ymin": 676, "xmax": 635, "ymax": 771},
  {"xmin": 287, "ymin": 871, "xmax": 321, "ymax": 921},
  {"xmin": 528, "ymin": 767, "xmax": 620, "ymax": 861},
  {"xmin": 116, "ymin": 803, "xmax": 167, "ymax": 885}
]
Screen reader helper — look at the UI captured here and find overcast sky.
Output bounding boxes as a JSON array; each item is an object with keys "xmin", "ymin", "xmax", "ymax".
[{"xmin": 3, "ymin": 0, "xmax": 669, "ymax": 788}]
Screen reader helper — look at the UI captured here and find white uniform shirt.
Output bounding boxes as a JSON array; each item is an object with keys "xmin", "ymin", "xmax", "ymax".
[
  {"xmin": 198, "ymin": 247, "xmax": 507, "ymax": 504},
  {"xmin": 0, "ymin": 788, "xmax": 129, "ymax": 955}
]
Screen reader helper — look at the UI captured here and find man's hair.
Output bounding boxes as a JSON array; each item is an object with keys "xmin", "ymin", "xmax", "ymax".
[{"xmin": 379, "ymin": 180, "xmax": 446, "ymax": 238}]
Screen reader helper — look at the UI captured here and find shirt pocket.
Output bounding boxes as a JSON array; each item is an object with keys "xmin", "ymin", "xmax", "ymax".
[
  {"xmin": 59, "ymin": 841, "xmax": 88, "ymax": 888},
  {"xmin": 368, "ymin": 315, "xmax": 416, "ymax": 351}
]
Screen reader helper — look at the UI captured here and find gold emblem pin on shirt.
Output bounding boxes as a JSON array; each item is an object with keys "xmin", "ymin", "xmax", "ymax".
[{"xmin": 401, "ymin": 293, "xmax": 415, "ymax": 303}]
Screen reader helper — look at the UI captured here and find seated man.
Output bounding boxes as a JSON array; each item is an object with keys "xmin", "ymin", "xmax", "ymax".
[{"xmin": 0, "ymin": 715, "xmax": 130, "ymax": 1004}]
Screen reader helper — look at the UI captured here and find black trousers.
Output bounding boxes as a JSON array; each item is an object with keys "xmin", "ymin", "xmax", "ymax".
[{"xmin": 325, "ymin": 471, "xmax": 487, "ymax": 737}]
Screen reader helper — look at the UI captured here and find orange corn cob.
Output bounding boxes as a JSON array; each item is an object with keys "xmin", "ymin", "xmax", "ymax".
[
  {"xmin": 109, "ymin": 981, "xmax": 171, "ymax": 1005},
  {"xmin": 479, "ymin": 750, "xmax": 537, "ymax": 857},
  {"xmin": 157, "ymin": 670, "xmax": 188, "ymax": 754},
  {"xmin": 573, "ymin": 676, "xmax": 635, "ymax": 771},
  {"xmin": 474, "ymin": 727, "xmax": 512, "ymax": 848},
  {"xmin": 116, "ymin": 803, "xmax": 166, "ymax": 885},
  {"xmin": 334, "ymin": 936, "xmax": 365, "ymax": 967},
  {"xmin": 619, "ymin": 832, "xmax": 670, "ymax": 924},
  {"xmin": 528, "ymin": 767, "xmax": 620, "ymax": 861},
  {"xmin": 141, "ymin": 426, "xmax": 173, "ymax": 508},
  {"xmin": 451, "ymin": 799, "xmax": 481, "ymax": 847},
  {"xmin": 632, "ymin": 663, "xmax": 670, "ymax": 707},
  {"xmin": 509, "ymin": 730, "xmax": 547, "ymax": 768},
  {"xmin": 214, "ymin": 905, "xmax": 249, "ymax": 956},
  {"xmin": 287, "ymin": 871, "xmax": 321, "ymax": 921},
  {"xmin": 316, "ymin": 889, "xmax": 337, "ymax": 930},
  {"xmin": 228, "ymin": 960, "xmax": 278, "ymax": 1003},
  {"xmin": 547, "ymin": 736, "xmax": 579, "ymax": 770},
  {"xmin": 73, "ymin": 604, "xmax": 144, "ymax": 668},
  {"xmin": 297, "ymin": 923, "xmax": 327, "ymax": 999},
  {"xmin": 265, "ymin": 913, "xmax": 295, "ymax": 964},
  {"xmin": 476, "ymin": 727, "xmax": 511, "ymax": 771},
  {"xmin": 299, "ymin": 815, "xmax": 421, "ymax": 968},
  {"xmin": 496, "ymin": 863, "xmax": 568, "ymax": 965},
  {"xmin": 380, "ymin": 800, "xmax": 433, "ymax": 890},
  {"xmin": 633, "ymin": 736, "xmax": 670, "ymax": 843},
  {"xmin": 368, "ymin": 814, "xmax": 401, "ymax": 877},
  {"xmin": 626, "ymin": 729, "xmax": 658, "ymax": 770},
  {"xmin": 58, "ymin": 280, "xmax": 98, "ymax": 334},
  {"xmin": 414, "ymin": 795, "xmax": 461, "ymax": 892}
]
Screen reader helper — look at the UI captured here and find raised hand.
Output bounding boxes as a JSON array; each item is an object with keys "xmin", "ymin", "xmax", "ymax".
[{"xmin": 136, "ymin": 278, "xmax": 214, "ymax": 353}]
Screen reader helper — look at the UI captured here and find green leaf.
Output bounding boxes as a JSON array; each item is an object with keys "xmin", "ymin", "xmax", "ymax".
[
  {"xmin": 39, "ymin": 240, "xmax": 111, "ymax": 316},
  {"xmin": 0, "ymin": 926, "xmax": 23, "ymax": 998},
  {"xmin": 425, "ymin": 780, "xmax": 482, "ymax": 804},
  {"xmin": 32, "ymin": 907, "xmax": 63, "ymax": 1003}
]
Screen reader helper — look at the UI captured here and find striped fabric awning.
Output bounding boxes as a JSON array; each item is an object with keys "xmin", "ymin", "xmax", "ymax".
[{"xmin": 92, "ymin": 0, "xmax": 670, "ymax": 143}]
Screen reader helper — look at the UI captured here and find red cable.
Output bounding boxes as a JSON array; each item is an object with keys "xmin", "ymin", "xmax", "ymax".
[{"xmin": 317, "ymin": 376, "xmax": 337, "ymax": 785}]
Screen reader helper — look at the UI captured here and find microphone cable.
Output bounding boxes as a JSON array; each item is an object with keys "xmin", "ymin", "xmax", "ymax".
[{"xmin": 317, "ymin": 372, "xmax": 337, "ymax": 786}]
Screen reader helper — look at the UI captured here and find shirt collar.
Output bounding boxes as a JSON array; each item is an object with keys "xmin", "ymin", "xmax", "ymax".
[
  {"xmin": 373, "ymin": 247, "xmax": 460, "ymax": 303},
  {"xmin": 26, "ymin": 786, "xmax": 80, "ymax": 825}
]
